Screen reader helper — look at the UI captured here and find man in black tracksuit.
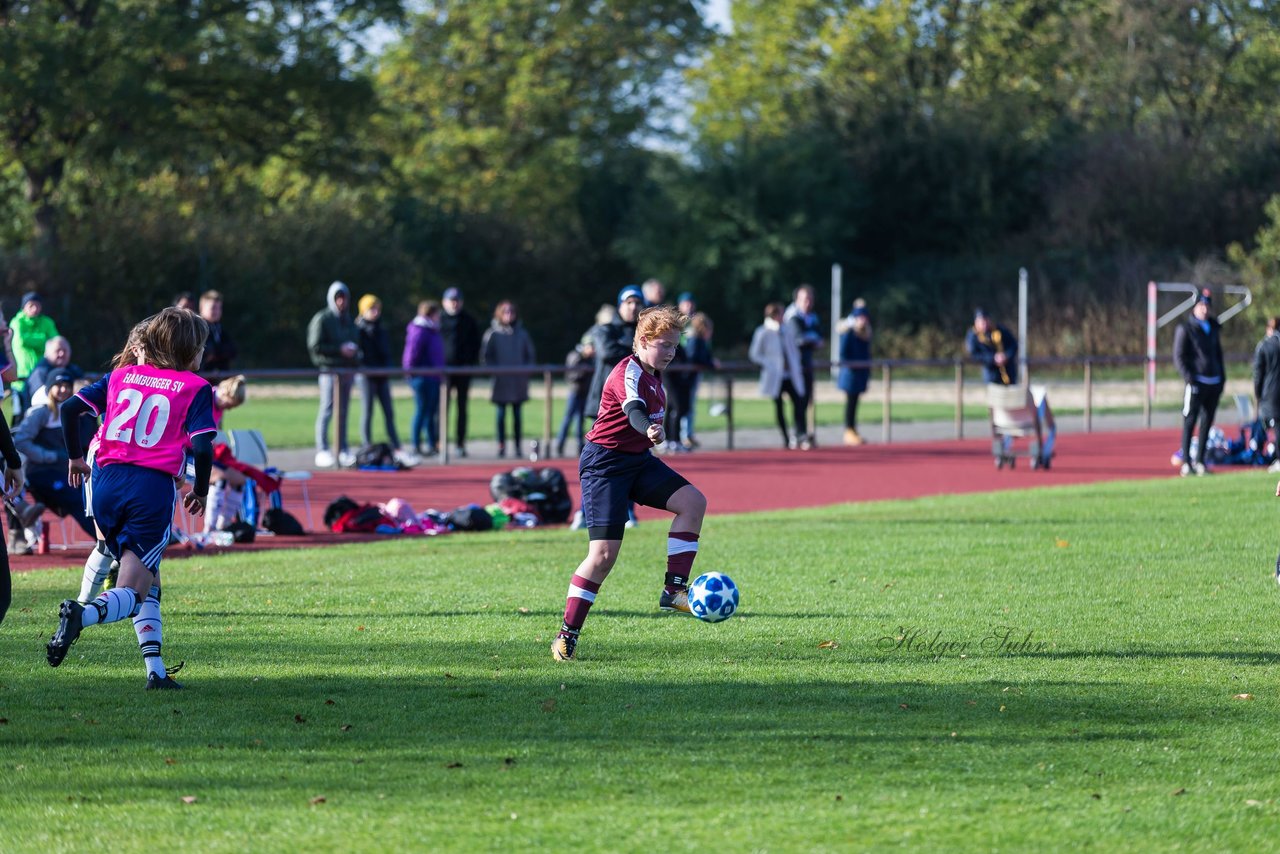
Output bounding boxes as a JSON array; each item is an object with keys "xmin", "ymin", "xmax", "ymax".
[
  {"xmin": 1173, "ymin": 290, "xmax": 1225, "ymax": 475},
  {"xmin": 440, "ymin": 287, "xmax": 482, "ymax": 457}
]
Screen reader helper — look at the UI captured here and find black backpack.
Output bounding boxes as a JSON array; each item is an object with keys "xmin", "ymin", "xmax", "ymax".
[
  {"xmin": 356, "ymin": 443, "xmax": 400, "ymax": 469},
  {"xmin": 263, "ymin": 507, "xmax": 306, "ymax": 536},
  {"xmin": 324, "ymin": 496, "xmax": 360, "ymax": 529}
]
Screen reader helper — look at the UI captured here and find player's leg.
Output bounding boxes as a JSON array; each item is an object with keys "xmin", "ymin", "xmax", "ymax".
[
  {"xmin": 554, "ymin": 447, "xmax": 634, "ymax": 660},
  {"xmin": 774, "ymin": 388, "xmax": 791, "ymax": 448},
  {"xmin": 77, "ymin": 539, "xmax": 116, "ymax": 603},
  {"xmin": 453, "ymin": 375, "xmax": 471, "ymax": 455},
  {"xmin": 358, "ymin": 374, "xmax": 374, "ymax": 448},
  {"xmin": 630, "ymin": 456, "xmax": 700, "ymax": 613},
  {"xmin": 1180, "ymin": 383, "xmax": 1202, "ymax": 475},
  {"xmin": 1197, "ymin": 382, "xmax": 1223, "ymax": 472},
  {"xmin": 0, "ymin": 534, "xmax": 10, "ymax": 625},
  {"xmin": 132, "ymin": 577, "xmax": 181, "ymax": 689}
]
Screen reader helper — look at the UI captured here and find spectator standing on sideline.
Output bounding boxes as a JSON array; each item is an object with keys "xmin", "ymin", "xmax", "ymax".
[
  {"xmin": 587, "ymin": 287, "xmax": 643, "ymax": 418},
  {"xmin": 966, "ymin": 308, "xmax": 1018, "ymax": 386},
  {"xmin": 642, "ymin": 278, "xmax": 666, "ymax": 307},
  {"xmin": 1253, "ymin": 317, "xmax": 1280, "ymax": 468},
  {"xmin": 784, "ymin": 284, "xmax": 823, "ymax": 449},
  {"xmin": 26, "ymin": 336, "xmax": 82, "ymax": 408},
  {"xmin": 677, "ymin": 293, "xmax": 700, "ymax": 446},
  {"xmin": 403, "ymin": 300, "xmax": 446, "ymax": 458},
  {"xmin": 681, "ymin": 311, "xmax": 717, "ymax": 450},
  {"xmin": 307, "ymin": 281, "xmax": 361, "ymax": 468},
  {"xmin": 837, "ymin": 300, "xmax": 873, "ymax": 446},
  {"xmin": 173, "ymin": 292, "xmax": 197, "ymax": 312},
  {"xmin": 198, "ymin": 290, "xmax": 236, "ymax": 374},
  {"xmin": 440, "ymin": 287, "xmax": 481, "ymax": 458},
  {"xmin": 10, "ymin": 290, "xmax": 58, "ymax": 413},
  {"xmin": 481, "ymin": 300, "xmax": 536, "ymax": 458},
  {"xmin": 356, "ymin": 294, "xmax": 412, "ymax": 463},
  {"xmin": 750, "ymin": 302, "xmax": 807, "ymax": 450},
  {"xmin": 557, "ymin": 308, "xmax": 608, "ymax": 457},
  {"xmin": 1174, "ymin": 289, "xmax": 1225, "ymax": 476}
]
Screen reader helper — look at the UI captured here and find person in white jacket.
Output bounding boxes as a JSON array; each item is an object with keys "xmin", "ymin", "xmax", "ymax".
[{"xmin": 749, "ymin": 302, "xmax": 808, "ymax": 449}]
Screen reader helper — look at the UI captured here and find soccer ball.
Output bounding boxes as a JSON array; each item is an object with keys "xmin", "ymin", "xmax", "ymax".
[{"xmin": 688, "ymin": 572, "xmax": 739, "ymax": 623}]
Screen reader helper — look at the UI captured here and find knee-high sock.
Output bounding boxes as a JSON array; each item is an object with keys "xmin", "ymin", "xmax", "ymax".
[
  {"xmin": 77, "ymin": 542, "xmax": 114, "ymax": 604},
  {"xmin": 81, "ymin": 587, "xmax": 139, "ymax": 627},
  {"xmin": 560, "ymin": 574, "xmax": 600, "ymax": 636},
  {"xmin": 132, "ymin": 585, "xmax": 167, "ymax": 678},
  {"xmin": 666, "ymin": 531, "xmax": 700, "ymax": 589}
]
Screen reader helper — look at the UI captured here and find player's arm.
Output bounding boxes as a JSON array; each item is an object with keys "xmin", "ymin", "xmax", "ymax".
[
  {"xmin": 59, "ymin": 393, "xmax": 95, "ymax": 486},
  {"xmin": 623, "ymin": 399, "xmax": 662, "ymax": 445},
  {"xmin": 0, "ymin": 408, "xmax": 23, "ymax": 495},
  {"xmin": 189, "ymin": 431, "xmax": 214, "ymax": 506}
]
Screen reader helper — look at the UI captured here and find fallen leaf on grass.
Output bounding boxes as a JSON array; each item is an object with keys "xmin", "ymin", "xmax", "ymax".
[
  {"xmin": 340, "ymin": 724, "xmax": 352, "ymax": 732},
  {"xmin": 1172, "ymin": 787, "xmax": 1187, "ymax": 796},
  {"xmin": 1091, "ymin": 793, "xmax": 1101, "ymax": 800},
  {"xmin": 294, "ymin": 715, "xmax": 306, "ymax": 724},
  {"xmin": 517, "ymin": 607, "xmax": 530, "ymax": 614},
  {"xmin": 310, "ymin": 796, "xmax": 326, "ymax": 805},
  {"xmin": 1233, "ymin": 693, "xmax": 1254, "ymax": 700},
  {"xmin": 325, "ymin": 699, "xmax": 335, "ymax": 706},
  {"xmin": 164, "ymin": 758, "xmax": 176, "ymax": 765},
  {"xmin": 541, "ymin": 698, "xmax": 557, "ymax": 712},
  {"xmin": 0, "ymin": 718, "xmax": 8, "ymax": 725},
  {"xmin": 999, "ymin": 705, "xmax": 1007, "ymax": 713},
  {"xmin": 1246, "ymin": 799, "xmax": 1263, "ymax": 807},
  {"xmin": 818, "ymin": 640, "xmax": 839, "ymax": 650},
  {"xmin": 181, "ymin": 796, "xmax": 197, "ymax": 804},
  {"xmin": 356, "ymin": 626, "xmax": 365, "ymax": 632},
  {"xmin": 898, "ymin": 704, "xmax": 909, "ymax": 710},
  {"xmin": 445, "ymin": 762, "xmax": 463, "ymax": 769},
  {"xmin": 1056, "ymin": 539, "xmax": 1070, "ymax": 548},
  {"xmin": 503, "ymin": 757, "xmax": 517, "ymax": 767},
  {"xmin": 835, "ymin": 795, "xmax": 843, "ymax": 801},
  {"xmin": 444, "ymin": 673, "xmax": 455, "ymax": 679}
]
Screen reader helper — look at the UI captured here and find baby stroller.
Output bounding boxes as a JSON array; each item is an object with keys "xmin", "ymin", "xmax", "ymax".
[{"xmin": 987, "ymin": 384, "xmax": 1056, "ymax": 470}]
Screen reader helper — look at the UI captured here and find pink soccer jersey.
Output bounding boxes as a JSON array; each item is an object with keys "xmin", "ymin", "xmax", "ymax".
[
  {"xmin": 75, "ymin": 366, "xmax": 217, "ymax": 476},
  {"xmin": 585, "ymin": 354, "xmax": 666, "ymax": 454}
]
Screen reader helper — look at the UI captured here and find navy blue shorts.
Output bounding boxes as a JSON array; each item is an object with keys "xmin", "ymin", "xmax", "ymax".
[
  {"xmin": 579, "ymin": 441, "xmax": 689, "ymax": 540},
  {"xmin": 91, "ymin": 463, "xmax": 178, "ymax": 573}
]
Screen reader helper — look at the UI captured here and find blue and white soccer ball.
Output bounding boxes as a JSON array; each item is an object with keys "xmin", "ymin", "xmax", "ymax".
[{"xmin": 688, "ymin": 571, "xmax": 739, "ymax": 623}]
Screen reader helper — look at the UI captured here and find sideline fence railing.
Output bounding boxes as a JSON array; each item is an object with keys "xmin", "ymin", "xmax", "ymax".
[{"xmin": 206, "ymin": 351, "xmax": 1257, "ymax": 468}]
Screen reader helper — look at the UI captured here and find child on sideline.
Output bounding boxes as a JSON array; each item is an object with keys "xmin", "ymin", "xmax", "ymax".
[
  {"xmin": 46, "ymin": 308, "xmax": 216, "ymax": 690},
  {"xmin": 552, "ymin": 305, "xmax": 708, "ymax": 661}
]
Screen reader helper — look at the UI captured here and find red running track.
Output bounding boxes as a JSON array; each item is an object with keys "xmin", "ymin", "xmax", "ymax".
[{"xmin": 13, "ymin": 428, "xmax": 1191, "ymax": 571}]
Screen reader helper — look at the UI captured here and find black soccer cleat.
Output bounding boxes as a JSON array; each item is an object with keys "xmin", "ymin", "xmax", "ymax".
[
  {"xmin": 46, "ymin": 599, "xmax": 85, "ymax": 667},
  {"xmin": 145, "ymin": 672, "xmax": 184, "ymax": 690},
  {"xmin": 658, "ymin": 587, "xmax": 692, "ymax": 614}
]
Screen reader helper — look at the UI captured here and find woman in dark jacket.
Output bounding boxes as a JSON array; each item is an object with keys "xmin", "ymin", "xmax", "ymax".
[
  {"xmin": 837, "ymin": 301, "xmax": 872, "ymax": 446},
  {"xmin": 481, "ymin": 300, "xmax": 536, "ymax": 458},
  {"xmin": 355, "ymin": 294, "xmax": 405, "ymax": 458}
]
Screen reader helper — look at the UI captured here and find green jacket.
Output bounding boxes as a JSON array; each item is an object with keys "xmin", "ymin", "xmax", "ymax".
[
  {"xmin": 9, "ymin": 313, "xmax": 58, "ymax": 389},
  {"xmin": 307, "ymin": 309, "xmax": 360, "ymax": 368}
]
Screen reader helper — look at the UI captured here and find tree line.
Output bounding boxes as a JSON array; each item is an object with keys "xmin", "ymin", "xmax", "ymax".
[{"xmin": 4, "ymin": 0, "xmax": 1280, "ymax": 368}]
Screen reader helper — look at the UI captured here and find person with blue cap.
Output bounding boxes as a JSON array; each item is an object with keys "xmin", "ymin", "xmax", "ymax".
[
  {"xmin": 585, "ymin": 286, "xmax": 644, "ymax": 418},
  {"xmin": 1173, "ymin": 288, "xmax": 1224, "ymax": 476}
]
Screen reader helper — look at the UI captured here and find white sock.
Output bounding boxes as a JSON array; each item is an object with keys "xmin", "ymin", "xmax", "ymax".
[
  {"xmin": 132, "ymin": 586, "xmax": 166, "ymax": 678},
  {"xmin": 83, "ymin": 588, "xmax": 139, "ymax": 627},
  {"xmin": 77, "ymin": 545, "xmax": 114, "ymax": 603}
]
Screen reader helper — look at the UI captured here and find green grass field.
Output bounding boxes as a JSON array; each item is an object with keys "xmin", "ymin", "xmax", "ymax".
[{"xmin": 3, "ymin": 474, "xmax": 1278, "ymax": 851}]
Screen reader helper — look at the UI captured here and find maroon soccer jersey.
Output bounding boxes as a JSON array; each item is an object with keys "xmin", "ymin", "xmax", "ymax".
[{"xmin": 586, "ymin": 354, "xmax": 665, "ymax": 453}]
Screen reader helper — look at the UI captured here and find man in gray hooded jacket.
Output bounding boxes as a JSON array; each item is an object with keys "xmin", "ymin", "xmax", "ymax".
[{"xmin": 308, "ymin": 281, "xmax": 361, "ymax": 467}]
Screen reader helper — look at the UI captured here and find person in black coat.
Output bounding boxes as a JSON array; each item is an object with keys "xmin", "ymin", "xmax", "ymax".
[
  {"xmin": 439, "ymin": 287, "xmax": 482, "ymax": 457},
  {"xmin": 1173, "ymin": 290, "xmax": 1225, "ymax": 475},
  {"xmin": 586, "ymin": 286, "xmax": 643, "ymax": 418},
  {"xmin": 198, "ymin": 290, "xmax": 237, "ymax": 374},
  {"xmin": 1253, "ymin": 316, "xmax": 1280, "ymax": 462},
  {"xmin": 355, "ymin": 294, "xmax": 405, "ymax": 456}
]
